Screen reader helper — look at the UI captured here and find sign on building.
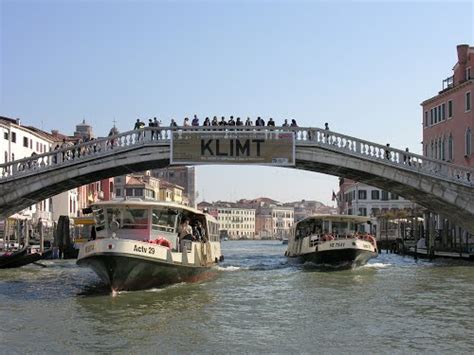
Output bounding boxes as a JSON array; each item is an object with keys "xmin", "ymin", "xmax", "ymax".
[{"xmin": 170, "ymin": 131, "xmax": 295, "ymax": 166}]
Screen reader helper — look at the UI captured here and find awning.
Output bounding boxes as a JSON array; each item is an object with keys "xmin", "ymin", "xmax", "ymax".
[{"xmin": 72, "ymin": 217, "xmax": 95, "ymax": 225}]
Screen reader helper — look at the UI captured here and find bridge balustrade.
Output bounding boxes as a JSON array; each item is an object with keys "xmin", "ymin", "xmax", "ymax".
[{"xmin": 0, "ymin": 126, "xmax": 472, "ymax": 187}]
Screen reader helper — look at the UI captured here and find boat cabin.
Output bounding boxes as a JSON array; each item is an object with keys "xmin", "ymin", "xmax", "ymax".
[
  {"xmin": 294, "ymin": 214, "xmax": 378, "ymax": 242},
  {"xmin": 90, "ymin": 200, "xmax": 219, "ymax": 250}
]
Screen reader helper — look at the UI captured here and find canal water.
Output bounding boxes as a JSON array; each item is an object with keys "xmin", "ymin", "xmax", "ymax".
[{"xmin": 1, "ymin": 241, "xmax": 474, "ymax": 354}]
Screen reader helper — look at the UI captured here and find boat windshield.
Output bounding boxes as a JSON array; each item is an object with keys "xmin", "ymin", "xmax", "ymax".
[
  {"xmin": 331, "ymin": 221, "xmax": 352, "ymax": 235},
  {"xmin": 106, "ymin": 207, "xmax": 149, "ymax": 230},
  {"xmin": 295, "ymin": 219, "xmax": 323, "ymax": 239},
  {"xmin": 152, "ymin": 208, "xmax": 178, "ymax": 232}
]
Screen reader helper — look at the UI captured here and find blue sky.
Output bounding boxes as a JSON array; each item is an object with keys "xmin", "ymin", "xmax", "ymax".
[{"xmin": 1, "ymin": 0, "xmax": 473, "ymax": 205}]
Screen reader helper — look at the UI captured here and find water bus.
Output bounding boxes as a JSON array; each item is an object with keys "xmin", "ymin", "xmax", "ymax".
[
  {"xmin": 77, "ymin": 199, "xmax": 222, "ymax": 291},
  {"xmin": 285, "ymin": 214, "xmax": 378, "ymax": 268}
]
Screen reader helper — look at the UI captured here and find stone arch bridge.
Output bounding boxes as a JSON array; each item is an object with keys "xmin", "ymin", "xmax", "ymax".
[{"xmin": 1, "ymin": 127, "xmax": 473, "ymax": 233}]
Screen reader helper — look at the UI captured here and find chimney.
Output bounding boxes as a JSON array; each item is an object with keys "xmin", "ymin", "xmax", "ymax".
[
  {"xmin": 51, "ymin": 129, "xmax": 59, "ymax": 136},
  {"xmin": 15, "ymin": 118, "xmax": 21, "ymax": 126},
  {"xmin": 457, "ymin": 44, "xmax": 469, "ymax": 64}
]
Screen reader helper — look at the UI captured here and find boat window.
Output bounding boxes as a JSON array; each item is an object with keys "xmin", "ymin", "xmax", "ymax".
[
  {"xmin": 152, "ymin": 208, "xmax": 177, "ymax": 232},
  {"xmin": 331, "ymin": 221, "xmax": 350, "ymax": 235},
  {"xmin": 122, "ymin": 208, "xmax": 148, "ymax": 229},
  {"xmin": 106, "ymin": 208, "xmax": 121, "ymax": 229},
  {"xmin": 94, "ymin": 208, "xmax": 105, "ymax": 231}
]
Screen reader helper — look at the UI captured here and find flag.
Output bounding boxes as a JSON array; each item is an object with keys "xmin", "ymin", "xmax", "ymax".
[{"xmin": 332, "ymin": 190, "xmax": 337, "ymax": 201}]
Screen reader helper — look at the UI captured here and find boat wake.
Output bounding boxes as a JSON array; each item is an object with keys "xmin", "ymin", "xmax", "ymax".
[
  {"xmin": 362, "ymin": 262, "xmax": 392, "ymax": 269},
  {"xmin": 216, "ymin": 265, "xmax": 242, "ymax": 271}
]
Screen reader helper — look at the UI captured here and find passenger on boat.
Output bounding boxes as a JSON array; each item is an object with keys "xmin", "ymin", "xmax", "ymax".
[
  {"xmin": 193, "ymin": 221, "xmax": 207, "ymax": 242},
  {"xmin": 179, "ymin": 218, "xmax": 193, "ymax": 241}
]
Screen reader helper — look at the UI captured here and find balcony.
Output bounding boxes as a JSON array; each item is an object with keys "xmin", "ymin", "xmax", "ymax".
[{"xmin": 441, "ymin": 75, "xmax": 454, "ymax": 91}]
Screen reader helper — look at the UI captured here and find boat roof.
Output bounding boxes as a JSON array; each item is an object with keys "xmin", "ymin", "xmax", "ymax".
[
  {"xmin": 90, "ymin": 199, "xmax": 217, "ymax": 222},
  {"xmin": 298, "ymin": 214, "xmax": 375, "ymax": 224}
]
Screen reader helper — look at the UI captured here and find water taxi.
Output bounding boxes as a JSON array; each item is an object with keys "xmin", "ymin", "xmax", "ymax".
[
  {"xmin": 285, "ymin": 214, "xmax": 378, "ymax": 268},
  {"xmin": 77, "ymin": 199, "xmax": 222, "ymax": 291}
]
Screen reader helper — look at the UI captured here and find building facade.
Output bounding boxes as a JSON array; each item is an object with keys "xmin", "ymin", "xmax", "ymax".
[
  {"xmin": 337, "ymin": 179, "xmax": 417, "ymax": 217},
  {"xmin": 215, "ymin": 205, "xmax": 256, "ymax": 240},
  {"xmin": 152, "ymin": 166, "xmax": 195, "ymax": 207},
  {"xmin": 257, "ymin": 206, "xmax": 294, "ymax": 239},
  {"xmin": 421, "ymin": 44, "xmax": 473, "ymax": 167},
  {"xmin": 419, "ymin": 44, "xmax": 473, "ymax": 244},
  {"xmin": 0, "ymin": 117, "xmax": 55, "ymax": 227}
]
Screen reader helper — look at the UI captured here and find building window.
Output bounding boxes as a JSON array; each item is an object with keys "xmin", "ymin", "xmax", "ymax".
[
  {"xmin": 116, "ymin": 188, "xmax": 122, "ymax": 196},
  {"xmin": 466, "ymin": 92, "xmax": 471, "ymax": 112},
  {"xmin": 358, "ymin": 190, "xmax": 367, "ymax": 200},
  {"xmin": 448, "ymin": 134, "xmax": 454, "ymax": 161},
  {"xmin": 23, "ymin": 137, "xmax": 28, "ymax": 147},
  {"xmin": 30, "ymin": 139, "xmax": 32, "ymax": 148},
  {"xmin": 11, "ymin": 153, "xmax": 14, "ymax": 161},
  {"xmin": 465, "ymin": 128, "xmax": 472, "ymax": 157},
  {"xmin": 390, "ymin": 193, "xmax": 399, "ymax": 200},
  {"xmin": 4, "ymin": 151, "xmax": 7, "ymax": 163},
  {"xmin": 358, "ymin": 208, "xmax": 367, "ymax": 216},
  {"xmin": 11, "ymin": 132, "xmax": 16, "ymax": 143},
  {"xmin": 466, "ymin": 67, "xmax": 472, "ymax": 80},
  {"xmin": 371, "ymin": 190, "xmax": 380, "ymax": 200},
  {"xmin": 441, "ymin": 137, "xmax": 446, "ymax": 161},
  {"xmin": 381, "ymin": 191, "xmax": 389, "ymax": 201},
  {"xmin": 441, "ymin": 103, "xmax": 446, "ymax": 120},
  {"xmin": 438, "ymin": 137, "xmax": 442, "ymax": 160},
  {"xmin": 424, "ymin": 111, "xmax": 428, "ymax": 127},
  {"xmin": 3, "ymin": 132, "xmax": 8, "ymax": 140},
  {"xmin": 448, "ymin": 100, "xmax": 453, "ymax": 118},
  {"xmin": 126, "ymin": 188, "xmax": 133, "ymax": 196}
]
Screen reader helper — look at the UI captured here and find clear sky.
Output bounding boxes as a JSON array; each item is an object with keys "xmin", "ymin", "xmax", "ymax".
[{"xmin": 1, "ymin": 0, "xmax": 473, "ymax": 205}]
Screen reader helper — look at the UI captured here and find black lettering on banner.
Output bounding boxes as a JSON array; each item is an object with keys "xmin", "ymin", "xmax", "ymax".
[
  {"xmin": 201, "ymin": 139, "xmax": 214, "ymax": 155},
  {"xmin": 236, "ymin": 139, "xmax": 250, "ymax": 156}
]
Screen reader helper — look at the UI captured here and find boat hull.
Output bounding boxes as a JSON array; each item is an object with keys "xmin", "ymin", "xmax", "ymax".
[
  {"xmin": 299, "ymin": 248, "xmax": 377, "ymax": 268},
  {"xmin": 77, "ymin": 238, "xmax": 221, "ymax": 291},
  {"xmin": 78, "ymin": 253, "xmax": 214, "ymax": 291}
]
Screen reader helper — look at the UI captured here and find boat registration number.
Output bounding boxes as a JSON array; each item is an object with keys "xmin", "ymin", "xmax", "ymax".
[
  {"xmin": 85, "ymin": 244, "xmax": 95, "ymax": 253},
  {"xmin": 329, "ymin": 242, "xmax": 345, "ymax": 248},
  {"xmin": 133, "ymin": 245, "xmax": 155, "ymax": 255}
]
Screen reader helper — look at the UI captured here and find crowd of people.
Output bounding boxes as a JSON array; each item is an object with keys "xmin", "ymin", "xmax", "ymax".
[{"xmin": 133, "ymin": 115, "xmax": 301, "ymax": 129}]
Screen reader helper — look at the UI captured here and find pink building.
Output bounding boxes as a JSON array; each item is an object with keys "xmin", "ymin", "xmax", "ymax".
[{"xmin": 421, "ymin": 44, "xmax": 473, "ymax": 167}]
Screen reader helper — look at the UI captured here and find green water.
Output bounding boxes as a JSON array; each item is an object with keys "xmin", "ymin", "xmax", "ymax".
[{"xmin": 1, "ymin": 241, "xmax": 474, "ymax": 354}]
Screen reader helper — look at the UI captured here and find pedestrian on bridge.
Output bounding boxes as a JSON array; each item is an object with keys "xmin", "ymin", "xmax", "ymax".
[
  {"xmin": 290, "ymin": 119, "xmax": 298, "ymax": 127},
  {"xmin": 385, "ymin": 144, "xmax": 391, "ymax": 160},
  {"xmin": 192, "ymin": 114, "xmax": 199, "ymax": 126},
  {"xmin": 403, "ymin": 148, "xmax": 411, "ymax": 166},
  {"xmin": 324, "ymin": 122, "xmax": 330, "ymax": 143}
]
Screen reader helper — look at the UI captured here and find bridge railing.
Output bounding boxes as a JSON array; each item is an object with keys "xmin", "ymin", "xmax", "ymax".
[
  {"xmin": 0, "ymin": 126, "xmax": 472, "ymax": 186},
  {"xmin": 293, "ymin": 127, "xmax": 473, "ymax": 186},
  {"xmin": 0, "ymin": 128, "xmax": 150, "ymax": 180}
]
